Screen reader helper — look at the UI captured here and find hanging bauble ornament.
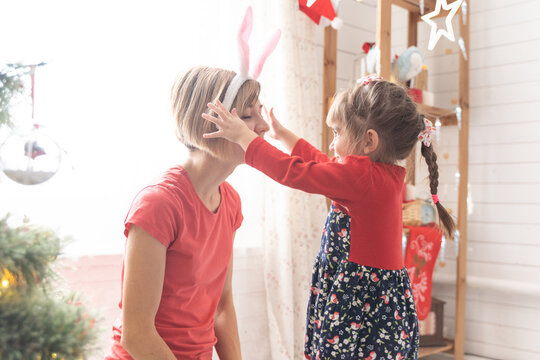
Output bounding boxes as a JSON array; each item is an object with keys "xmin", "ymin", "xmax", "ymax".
[{"xmin": 0, "ymin": 124, "xmax": 61, "ymax": 185}]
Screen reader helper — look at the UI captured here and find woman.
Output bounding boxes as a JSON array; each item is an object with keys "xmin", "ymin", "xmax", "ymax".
[{"xmin": 105, "ymin": 66, "xmax": 269, "ymax": 360}]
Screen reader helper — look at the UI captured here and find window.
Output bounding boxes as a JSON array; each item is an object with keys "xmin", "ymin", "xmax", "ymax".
[{"xmin": 0, "ymin": 0, "xmax": 272, "ymax": 255}]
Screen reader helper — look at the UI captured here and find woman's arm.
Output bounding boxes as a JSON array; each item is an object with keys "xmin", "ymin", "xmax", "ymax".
[
  {"xmin": 214, "ymin": 254, "xmax": 242, "ymax": 360},
  {"xmin": 120, "ymin": 224, "xmax": 176, "ymax": 360}
]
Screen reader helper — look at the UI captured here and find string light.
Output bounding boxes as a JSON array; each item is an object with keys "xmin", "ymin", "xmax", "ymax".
[
  {"xmin": 402, "ymin": 232, "xmax": 408, "ymax": 257},
  {"xmin": 435, "ymin": 117, "xmax": 442, "ymax": 142},
  {"xmin": 439, "ymin": 235, "xmax": 446, "ymax": 267},
  {"xmin": 458, "ymin": 37, "xmax": 468, "ymax": 61},
  {"xmin": 455, "ymin": 105, "xmax": 462, "ymax": 130},
  {"xmin": 1, "ymin": 269, "xmax": 15, "ymax": 289},
  {"xmin": 462, "ymin": 0, "xmax": 468, "ymax": 25},
  {"xmin": 454, "ymin": 229, "xmax": 460, "ymax": 255},
  {"xmin": 467, "ymin": 183, "xmax": 474, "ymax": 215}
]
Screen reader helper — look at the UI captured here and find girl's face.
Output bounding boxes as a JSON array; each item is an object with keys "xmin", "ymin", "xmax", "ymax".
[{"xmin": 327, "ymin": 117, "xmax": 355, "ymax": 162}]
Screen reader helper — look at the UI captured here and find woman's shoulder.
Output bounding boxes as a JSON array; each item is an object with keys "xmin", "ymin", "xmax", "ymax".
[
  {"xmin": 133, "ymin": 166, "xmax": 195, "ymax": 204},
  {"xmin": 220, "ymin": 181, "xmax": 242, "ymax": 206}
]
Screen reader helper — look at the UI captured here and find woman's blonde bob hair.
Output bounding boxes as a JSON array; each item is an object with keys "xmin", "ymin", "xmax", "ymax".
[{"xmin": 170, "ymin": 66, "xmax": 261, "ymax": 159}]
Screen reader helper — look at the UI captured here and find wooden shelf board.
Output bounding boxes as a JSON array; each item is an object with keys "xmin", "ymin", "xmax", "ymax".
[
  {"xmin": 418, "ymin": 340, "xmax": 454, "ymax": 358},
  {"xmin": 391, "ymin": 0, "xmax": 461, "ymax": 19},
  {"xmin": 416, "ymin": 103, "xmax": 458, "ymax": 126}
]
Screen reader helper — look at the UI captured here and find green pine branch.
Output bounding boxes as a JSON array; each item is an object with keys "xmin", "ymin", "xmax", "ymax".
[
  {"xmin": 0, "ymin": 216, "xmax": 99, "ymax": 359},
  {"xmin": 0, "ymin": 63, "xmax": 30, "ymax": 129}
]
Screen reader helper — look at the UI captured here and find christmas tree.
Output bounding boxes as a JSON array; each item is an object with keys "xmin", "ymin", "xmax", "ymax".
[{"xmin": 0, "ymin": 216, "xmax": 99, "ymax": 360}]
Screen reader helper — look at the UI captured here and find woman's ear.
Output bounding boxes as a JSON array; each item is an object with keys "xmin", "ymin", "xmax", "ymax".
[{"xmin": 362, "ymin": 129, "xmax": 379, "ymax": 155}]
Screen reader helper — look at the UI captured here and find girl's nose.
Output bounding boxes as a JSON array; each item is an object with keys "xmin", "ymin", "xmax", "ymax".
[{"xmin": 329, "ymin": 139, "xmax": 335, "ymax": 152}]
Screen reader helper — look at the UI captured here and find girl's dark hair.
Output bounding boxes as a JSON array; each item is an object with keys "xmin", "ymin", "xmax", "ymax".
[{"xmin": 329, "ymin": 80, "xmax": 455, "ymax": 237}]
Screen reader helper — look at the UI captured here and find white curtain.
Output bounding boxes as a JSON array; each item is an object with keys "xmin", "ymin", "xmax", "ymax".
[{"xmin": 255, "ymin": 2, "xmax": 328, "ymax": 359}]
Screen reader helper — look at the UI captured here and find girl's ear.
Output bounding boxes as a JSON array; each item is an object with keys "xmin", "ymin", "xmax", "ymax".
[{"xmin": 362, "ymin": 129, "xmax": 379, "ymax": 155}]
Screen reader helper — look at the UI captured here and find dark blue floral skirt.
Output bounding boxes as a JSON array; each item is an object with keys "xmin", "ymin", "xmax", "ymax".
[{"xmin": 304, "ymin": 205, "xmax": 419, "ymax": 360}]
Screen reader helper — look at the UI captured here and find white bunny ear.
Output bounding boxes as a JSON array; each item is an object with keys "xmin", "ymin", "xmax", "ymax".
[
  {"xmin": 250, "ymin": 29, "xmax": 281, "ymax": 80},
  {"xmin": 237, "ymin": 6, "xmax": 253, "ymax": 77}
]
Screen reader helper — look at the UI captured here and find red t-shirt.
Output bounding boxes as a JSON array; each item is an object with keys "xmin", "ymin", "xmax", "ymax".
[
  {"xmin": 106, "ymin": 166, "xmax": 243, "ymax": 360},
  {"xmin": 245, "ymin": 137, "xmax": 405, "ymax": 270}
]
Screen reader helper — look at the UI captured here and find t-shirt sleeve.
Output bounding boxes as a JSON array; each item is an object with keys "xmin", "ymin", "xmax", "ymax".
[
  {"xmin": 124, "ymin": 185, "xmax": 181, "ymax": 248},
  {"xmin": 245, "ymin": 137, "xmax": 372, "ymax": 205},
  {"xmin": 224, "ymin": 182, "xmax": 243, "ymax": 232},
  {"xmin": 291, "ymin": 138, "xmax": 331, "ymax": 163}
]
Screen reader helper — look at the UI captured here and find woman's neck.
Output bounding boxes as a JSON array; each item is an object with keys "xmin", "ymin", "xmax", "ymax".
[{"xmin": 181, "ymin": 150, "xmax": 237, "ymax": 199}]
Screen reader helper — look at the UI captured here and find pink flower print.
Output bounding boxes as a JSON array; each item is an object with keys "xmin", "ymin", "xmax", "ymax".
[
  {"xmin": 330, "ymin": 294, "xmax": 338, "ymax": 304},
  {"xmin": 396, "ymin": 353, "xmax": 404, "ymax": 360},
  {"xmin": 311, "ymin": 286, "xmax": 320, "ymax": 295},
  {"xmin": 327, "ymin": 335, "xmax": 339, "ymax": 344},
  {"xmin": 400, "ymin": 330, "xmax": 409, "ymax": 339},
  {"xmin": 330, "ymin": 312, "xmax": 339, "ymax": 321},
  {"xmin": 363, "ymin": 303, "xmax": 371, "ymax": 312},
  {"xmin": 315, "ymin": 319, "xmax": 322, "ymax": 328},
  {"xmin": 394, "ymin": 310, "xmax": 403, "ymax": 320},
  {"xmin": 363, "ymin": 351, "xmax": 377, "ymax": 360},
  {"xmin": 337, "ymin": 272, "xmax": 344, "ymax": 281},
  {"xmin": 379, "ymin": 294, "xmax": 389, "ymax": 304},
  {"xmin": 338, "ymin": 228, "xmax": 348, "ymax": 237},
  {"xmin": 405, "ymin": 288, "xmax": 411, "ymax": 299},
  {"xmin": 370, "ymin": 273, "xmax": 380, "ymax": 282},
  {"xmin": 350, "ymin": 322, "xmax": 361, "ymax": 330}
]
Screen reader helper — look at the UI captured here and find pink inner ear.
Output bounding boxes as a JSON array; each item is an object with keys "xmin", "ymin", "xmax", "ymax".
[
  {"xmin": 251, "ymin": 29, "xmax": 281, "ymax": 80},
  {"xmin": 238, "ymin": 6, "xmax": 253, "ymax": 76}
]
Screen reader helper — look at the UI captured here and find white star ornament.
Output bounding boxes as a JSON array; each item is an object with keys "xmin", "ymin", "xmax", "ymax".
[{"xmin": 421, "ymin": 0, "xmax": 463, "ymax": 51}]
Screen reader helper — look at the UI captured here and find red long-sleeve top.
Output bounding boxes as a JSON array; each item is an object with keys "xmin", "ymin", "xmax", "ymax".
[{"xmin": 245, "ymin": 137, "xmax": 406, "ymax": 270}]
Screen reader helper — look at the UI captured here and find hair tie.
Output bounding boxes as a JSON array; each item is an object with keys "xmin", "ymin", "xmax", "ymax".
[
  {"xmin": 222, "ymin": 6, "xmax": 281, "ymax": 111},
  {"xmin": 418, "ymin": 117, "xmax": 436, "ymax": 147},
  {"xmin": 357, "ymin": 74, "xmax": 381, "ymax": 85},
  {"xmin": 431, "ymin": 194, "xmax": 440, "ymax": 204}
]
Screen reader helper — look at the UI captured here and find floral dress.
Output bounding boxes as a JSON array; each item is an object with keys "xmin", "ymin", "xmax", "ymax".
[{"xmin": 304, "ymin": 204, "xmax": 419, "ymax": 360}]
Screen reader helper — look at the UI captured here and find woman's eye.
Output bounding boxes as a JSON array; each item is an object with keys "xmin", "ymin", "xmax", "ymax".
[
  {"xmin": 241, "ymin": 116, "xmax": 252, "ymax": 120},
  {"xmin": 333, "ymin": 129, "xmax": 339, "ymax": 137}
]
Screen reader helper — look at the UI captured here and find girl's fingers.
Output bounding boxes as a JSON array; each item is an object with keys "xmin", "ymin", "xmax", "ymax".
[
  {"xmin": 203, "ymin": 130, "xmax": 223, "ymax": 139},
  {"xmin": 269, "ymin": 107, "xmax": 276, "ymax": 121},
  {"xmin": 201, "ymin": 113, "xmax": 222, "ymax": 125},
  {"xmin": 208, "ymin": 100, "xmax": 229, "ymax": 120}
]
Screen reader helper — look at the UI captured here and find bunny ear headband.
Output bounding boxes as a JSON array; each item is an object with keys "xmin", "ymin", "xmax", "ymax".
[{"xmin": 222, "ymin": 6, "xmax": 282, "ymax": 111}]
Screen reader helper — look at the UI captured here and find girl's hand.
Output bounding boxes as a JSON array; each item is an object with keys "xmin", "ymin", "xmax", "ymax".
[
  {"xmin": 203, "ymin": 100, "xmax": 258, "ymax": 150},
  {"xmin": 264, "ymin": 106, "xmax": 285, "ymax": 141},
  {"xmin": 263, "ymin": 106, "xmax": 300, "ymax": 153}
]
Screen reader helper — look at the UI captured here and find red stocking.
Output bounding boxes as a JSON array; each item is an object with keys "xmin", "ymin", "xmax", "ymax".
[{"xmin": 404, "ymin": 225, "xmax": 442, "ymax": 321}]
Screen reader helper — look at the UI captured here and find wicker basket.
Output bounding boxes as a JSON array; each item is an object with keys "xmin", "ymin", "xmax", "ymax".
[{"xmin": 402, "ymin": 199, "xmax": 424, "ymax": 226}]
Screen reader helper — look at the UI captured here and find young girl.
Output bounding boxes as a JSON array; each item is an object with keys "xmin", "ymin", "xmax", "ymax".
[
  {"xmin": 203, "ymin": 78, "xmax": 455, "ymax": 360},
  {"xmin": 105, "ymin": 66, "xmax": 269, "ymax": 360}
]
